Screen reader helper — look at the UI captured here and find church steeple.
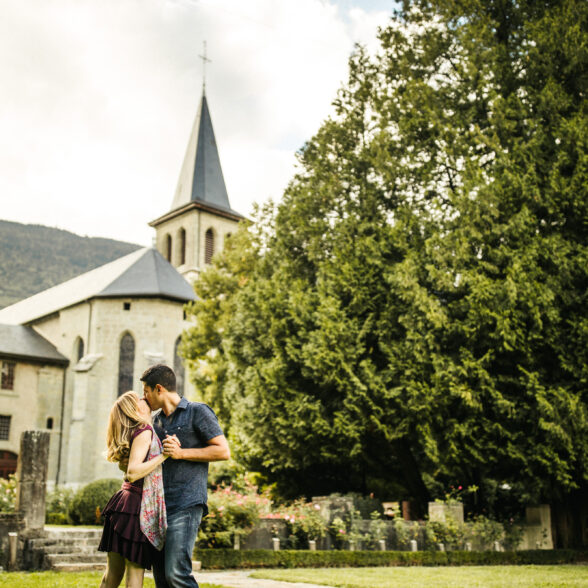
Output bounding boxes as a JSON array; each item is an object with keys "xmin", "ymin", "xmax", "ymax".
[
  {"xmin": 149, "ymin": 46, "xmax": 243, "ymax": 282},
  {"xmin": 171, "ymin": 91, "xmax": 231, "ymax": 212}
]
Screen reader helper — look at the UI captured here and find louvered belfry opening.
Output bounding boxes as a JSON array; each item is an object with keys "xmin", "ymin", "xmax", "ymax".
[
  {"xmin": 118, "ymin": 332, "xmax": 135, "ymax": 396},
  {"xmin": 165, "ymin": 234, "xmax": 172, "ymax": 262},
  {"xmin": 178, "ymin": 228, "xmax": 186, "ymax": 266},
  {"xmin": 204, "ymin": 228, "xmax": 214, "ymax": 264}
]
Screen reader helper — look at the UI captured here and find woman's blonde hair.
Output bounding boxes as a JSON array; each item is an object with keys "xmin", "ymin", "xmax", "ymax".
[{"xmin": 105, "ymin": 391, "xmax": 148, "ymax": 463}]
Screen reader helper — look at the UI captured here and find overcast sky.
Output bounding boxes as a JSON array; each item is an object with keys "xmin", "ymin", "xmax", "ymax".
[{"xmin": 0, "ymin": 0, "xmax": 393, "ymax": 246}]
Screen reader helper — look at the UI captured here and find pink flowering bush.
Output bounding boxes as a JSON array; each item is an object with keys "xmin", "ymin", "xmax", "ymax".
[
  {"xmin": 0, "ymin": 474, "xmax": 17, "ymax": 512},
  {"xmin": 282, "ymin": 499, "xmax": 328, "ymax": 548},
  {"xmin": 198, "ymin": 479, "xmax": 272, "ymax": 548}
]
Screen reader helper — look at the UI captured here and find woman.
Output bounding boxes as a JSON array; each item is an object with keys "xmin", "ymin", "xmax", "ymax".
[{"xmin": 98, "ymin": 391, "xmax": 167, "ymax": 588}]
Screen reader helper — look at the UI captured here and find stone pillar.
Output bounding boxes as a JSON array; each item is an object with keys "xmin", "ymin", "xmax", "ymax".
[
  {"xmin": 309, "ymin": 540, "xmax": 316, "ymax": 551},
  {"xmin": 410, "ymin": 539, "xmax": 418, "ymax": 551},
  {"xmin": 272, "ymin": 537, "xmax": 280, "ymax": 551},
  {"xmin": 379, "ymin": 539, "xmax": 386, "ymax": 551},
  {"xmin": 16, "ymin": 431, "xmax": 50, "ymax": 530}
]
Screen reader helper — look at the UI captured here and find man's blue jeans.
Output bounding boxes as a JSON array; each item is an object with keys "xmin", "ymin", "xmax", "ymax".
[{"xmin": 153, "ymin": 504, "xmax": 204, "ymax": 588}]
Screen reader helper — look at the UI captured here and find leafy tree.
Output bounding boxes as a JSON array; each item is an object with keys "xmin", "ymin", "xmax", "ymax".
[{"xmin": 183, "ymin": 0, "xmax": 588, "ymax": 545}]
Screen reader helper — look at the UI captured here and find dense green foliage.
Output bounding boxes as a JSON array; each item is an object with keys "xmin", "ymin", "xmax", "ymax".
[
  {"xmin": 0, "ymin": 219, "xmax": 140, "ymax": 308},
  {"xmin": 182, "ymin": 0, "xmax": 588, "ymax": 544},
  {"xmin": 0, "ymin": 474, "xmax": 18, "ymax": 512},
  {"xmin": 45, "ymin": 486, "xmax": 75, "ymax": 525},
  {"xmin": 196, "ymin": 548, "xmax": 588, "ymax": 569},
  {"xmin": 68, "ymin": 478, "xmax": 121, "ymax": 525}
]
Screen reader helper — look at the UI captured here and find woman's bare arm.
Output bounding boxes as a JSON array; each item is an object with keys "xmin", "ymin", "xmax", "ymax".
[{"xmin": 125, "ymin": 429, "xmax": 168, "ymax": 483}]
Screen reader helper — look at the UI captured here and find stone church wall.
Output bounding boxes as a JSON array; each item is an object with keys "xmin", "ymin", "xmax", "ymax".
[{"xmin": 57, "ymin": 296, "xmax": 195, "ymax": 486}]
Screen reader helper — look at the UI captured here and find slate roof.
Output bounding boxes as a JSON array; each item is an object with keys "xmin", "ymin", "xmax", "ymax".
[
  {"xmin": 170, "ymin": 92, "xmax": 241, "ymax": 216},
  {"xmin": 0, "ymin": 324, "xmax": 68, "ymax": 365},
  {"xmin": 0, "ymin": 248, "xmax": 195, "ymax": 325}
]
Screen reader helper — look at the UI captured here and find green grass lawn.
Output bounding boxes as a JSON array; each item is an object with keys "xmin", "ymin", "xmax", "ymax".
[
  {"xmin": 252, "ymin": 565, "xmax": 588, "ymax": 587},
  {"xmin": 0, "ymin": 571, "xmax": 228, "ymax": 588}
]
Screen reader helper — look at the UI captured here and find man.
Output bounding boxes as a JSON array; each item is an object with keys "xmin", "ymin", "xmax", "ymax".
[{"xmin": 140, "ymin": 364, "xmax": 230, "ymax": 588}]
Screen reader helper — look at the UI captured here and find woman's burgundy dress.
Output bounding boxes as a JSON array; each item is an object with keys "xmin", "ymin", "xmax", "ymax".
[{"xmin": 98, "ymin": 424, "xmax": 155, "ymax": 569}]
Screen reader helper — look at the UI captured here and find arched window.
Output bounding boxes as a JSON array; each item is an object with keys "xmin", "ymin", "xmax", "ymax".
[
  {"xmin": 178, "ymin": 228, "xmax": 186, "ymax": 266},
  {"xmin": 118, "ymin": 332, "xmax": 135, "ymax": 396},
  {"xmin": 75, "ymin": 337, "xmax": 84, "ymax": 362},
  {"xmin": 165, "ymin": 234, "xmax": 172, "ymax": 262},
  {"xmin": 204, "ymin": 228, "xmax": 215, "ymax": 265},
  {"xmin": 174, "ymin": 336, "xmax": 185, "ymax": 398},
  {"xmin": 46, "ymin": 417, "xmax": 54, "ymax": 430}
]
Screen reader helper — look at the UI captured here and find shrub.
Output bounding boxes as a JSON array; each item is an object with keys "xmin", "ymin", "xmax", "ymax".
[
  {"xmin": 329, "ymin": 517, "xmax": 348, "ymax": 550},
  {"xmin": 198, "ymin": 482, "xmax": 271, "ymax": 548},
  {"xmin": 0, "ymin": 474, "xmax": 18, "ymax": 513},
  {"xmin": 68, "ymin": 478, "xmax": 121, "ymax": 525},
  {"xmin": 45, "ymin": 486, "xmax": 75, "ymax": 524},
  {"xmin": 467, "ymin": 515, "xmax": 505, "ymax": 550},
  {"xmin": 429, "ymin": 518, "xmax": 468, "ymax": 550},
  {"xmin": 195, "ymin": 548, "xmax": 588, "ymax": 570},
  {"xmin": 282, "ymin": 499, "xmax": 328, "ymax": 549}
]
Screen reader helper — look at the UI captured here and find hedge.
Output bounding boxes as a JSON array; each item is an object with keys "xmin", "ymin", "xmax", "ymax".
[{"xmin": 195, "ymin": 549, "xmax": 588, "ymax": 570}]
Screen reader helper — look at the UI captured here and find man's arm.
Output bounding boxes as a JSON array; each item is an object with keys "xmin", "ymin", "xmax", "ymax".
[{"xmin": 163, "ymin": 434, "xmax": 230, "ymax": 462}]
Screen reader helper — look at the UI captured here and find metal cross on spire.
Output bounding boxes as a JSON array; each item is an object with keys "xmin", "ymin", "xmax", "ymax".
[{"xmin": 199, "ymin": 41, "xmax": 212, "ymax": 93}]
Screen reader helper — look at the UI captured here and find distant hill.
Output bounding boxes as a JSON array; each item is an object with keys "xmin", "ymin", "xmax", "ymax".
[{"xmin": 0, "ymin": 220, "xmax": 142, "ymax": 310}]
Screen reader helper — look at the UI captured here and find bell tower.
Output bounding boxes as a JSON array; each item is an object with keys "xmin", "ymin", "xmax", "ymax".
[{"xmin": 149, "ymin": 46, "xmax": 243, "ymax": 282}]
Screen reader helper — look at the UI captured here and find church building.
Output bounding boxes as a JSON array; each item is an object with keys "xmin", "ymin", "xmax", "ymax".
[{"xmin": 0, "ymin": 88, "xmax": 243, "ymax": 487}]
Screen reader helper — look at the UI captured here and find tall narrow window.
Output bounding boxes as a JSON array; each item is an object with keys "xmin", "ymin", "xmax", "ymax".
[
  {"xmin": 118, "ymin": 333, "xmax": 135, "ymax": 396},
  {"xmin": 204, "ymin": 228, "xmax": 215, "ymax": 265},
  {"xmin": 75, "ymin": 337, "xmax": 84, "ymax": 362},
  {"xmin": 165, "ymin": 234, "xmax": 172, "ymax": 262},
  {"xmin": 174, "ymin": 336, "xmax": 185, "ymax": 398},
  {"xmin": 1, "ymin": 362, "xmax": 15, "ymax": 390},
  {"xmin": 178, "ymin": 228, "xmax": 186, "ymax": 266}
]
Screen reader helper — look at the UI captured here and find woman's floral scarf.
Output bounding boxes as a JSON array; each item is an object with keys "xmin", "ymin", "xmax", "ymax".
[{"xmin": 140, "ymin": 429, "xmax": 167, "ymax": 550}]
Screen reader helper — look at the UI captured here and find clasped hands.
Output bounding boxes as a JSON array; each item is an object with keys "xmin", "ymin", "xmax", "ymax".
[{"xmin": 162, "ymin": 434, "xmax": 182, "ymax": 459}]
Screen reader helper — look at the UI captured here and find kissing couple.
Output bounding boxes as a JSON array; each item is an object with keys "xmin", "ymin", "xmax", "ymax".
[{"xmin": 98, "ymin": 364, "xmax": 230, "ymax": 588}]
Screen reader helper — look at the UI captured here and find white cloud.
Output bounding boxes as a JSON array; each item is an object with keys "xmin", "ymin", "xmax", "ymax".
[{"xmin": 0, "ymin": 0, "xmax": 391, "ymax": 245}]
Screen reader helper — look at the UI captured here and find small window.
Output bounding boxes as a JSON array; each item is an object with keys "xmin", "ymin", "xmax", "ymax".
[
  {"xmin": 182, "ymin": 310, "xmax": 187, "ymax": 320},
  {"xmin": 0, "ymin": 416, "xmax": 11, "ymax": 440},
  {"xmin": 46, "ymin": 417, "xmax": 54, "ymax": 430},
  {"xmin": 123, "ymin": 302, "xmax": 131, "ymax": 311},
  {"xmin": 1, "ymin": 362, "xmax": 15, "ymax": 390}
]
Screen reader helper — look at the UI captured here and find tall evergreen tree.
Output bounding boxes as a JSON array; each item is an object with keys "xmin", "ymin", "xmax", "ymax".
[{"xmin": 182, "ymin": 0, "xmax": 588, "ymax": 545}]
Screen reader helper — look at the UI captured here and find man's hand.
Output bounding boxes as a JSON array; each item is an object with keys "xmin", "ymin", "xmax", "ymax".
[
  {"xmin": 163, "ymin": 435, "xmax": 183, "ymax": 459},
  {"xmin": 118, "ymin": 457, "xmax": 129, "ymax": 473}
]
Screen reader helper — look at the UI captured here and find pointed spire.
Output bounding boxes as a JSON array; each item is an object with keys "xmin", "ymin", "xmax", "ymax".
[{"xmin": 171, "ymin": 84, "xmax": 231, "ymax": 212}]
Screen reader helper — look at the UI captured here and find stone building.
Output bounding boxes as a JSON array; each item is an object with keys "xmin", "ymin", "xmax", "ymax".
[{"xmin": 0, "ymin": 89, "xmax": 243, "ymax": 486}]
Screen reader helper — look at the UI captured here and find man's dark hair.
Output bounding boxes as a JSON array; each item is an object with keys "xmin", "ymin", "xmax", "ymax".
[{"xmin": 140, "ymin": 364, "xmax": 176, "ymax": 391}]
